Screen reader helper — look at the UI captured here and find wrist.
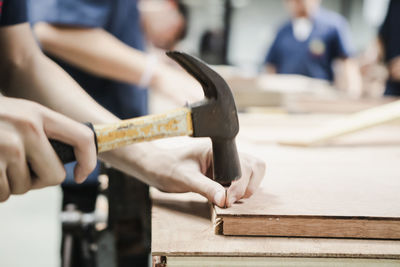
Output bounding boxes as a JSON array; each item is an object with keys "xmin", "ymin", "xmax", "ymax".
[
  {"xmin": 98, "ymin": 142, "xmax": 159, "ymax": 185},
  {"xmin": 138, "ymin": 54, "xmax": 158, "ymax": 89}
]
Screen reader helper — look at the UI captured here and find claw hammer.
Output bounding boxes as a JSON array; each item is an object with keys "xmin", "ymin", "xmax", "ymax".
[{"xmin": 49, "ymin": 52, "xmax": 241, "ymax": 186}]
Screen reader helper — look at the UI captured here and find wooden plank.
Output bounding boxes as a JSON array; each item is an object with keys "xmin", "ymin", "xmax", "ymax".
[
  {"xmin": 284, "ymin": 95, "xmax": 398, "ymax": 114},
  {"xmin": 279, "ymin": 100, "xmax": 400, "ymax": 146},
  {"xmin": 151, "ymin": 189, "xmax": 400, "ymax": 258},
  {"xmin": 214, "ymin": 114, "xmax": 400, "ymax": 239}
]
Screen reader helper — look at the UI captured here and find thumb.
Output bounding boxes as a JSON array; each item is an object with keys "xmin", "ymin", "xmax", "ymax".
[{"xmin": 189, "ymin": 172, "xmax": 227, "ymax": 208}]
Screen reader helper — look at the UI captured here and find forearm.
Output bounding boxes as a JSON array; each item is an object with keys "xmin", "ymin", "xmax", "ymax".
[
  {"xmin": 341, "ymin": 59, "xmax": 363, "ymax": 98},
  {"xmin": 34, "ymin": 23, "xmax": 205, "ymax": 104},
  {"xmin": 34, "ymin": 23, "xmax": 162, "ymax": 87},
  {"xmin": 2, "ymin": 24, "xmax": 158, "ymax": 184},
  {"xmin": 5, "ymin": 50, "xmax": 117, "ymax": 123}
]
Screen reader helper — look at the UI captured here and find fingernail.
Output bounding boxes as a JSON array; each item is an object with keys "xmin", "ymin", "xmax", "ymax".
[{"xmin": 214, "ymin": 191, "xmax": 225, "ymax": 206}]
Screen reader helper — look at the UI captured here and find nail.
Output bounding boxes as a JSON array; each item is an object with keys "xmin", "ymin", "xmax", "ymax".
[{"xmin": 214, "ymin": 191, "xmax": 225, "ymax": 206}]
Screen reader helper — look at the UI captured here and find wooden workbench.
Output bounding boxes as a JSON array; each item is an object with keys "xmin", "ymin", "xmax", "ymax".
[{"xmin": 151, "ymin": 113, "xmax": 400, "ymax": 266}]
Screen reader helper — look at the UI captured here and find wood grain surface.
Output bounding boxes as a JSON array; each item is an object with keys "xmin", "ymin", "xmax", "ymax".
[{"xmin": 214, "ymin": 114, "xmax": 400, "ymax": 239}]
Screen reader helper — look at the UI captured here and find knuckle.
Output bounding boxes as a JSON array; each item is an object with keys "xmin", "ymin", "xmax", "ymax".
[
  {"xmin": 27, "ymin": 100, "xmax": 45, "ymax": 114},
  {"xmin": 15, "ymin": 116, "xmax": 42, "ymax": 137},
  {"xmin": 4, "ymin": 135, "xmax": 24, "ymax": 161}
]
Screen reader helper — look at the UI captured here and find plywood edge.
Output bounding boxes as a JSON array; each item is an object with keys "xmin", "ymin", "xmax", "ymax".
[
  {"xmin": 159, "ymin": 256, "xmax": 400, "ymax": 267},
  {"xmin": 211, "ymin": 205, "xmax": 224, "ymax": 235},
  {"xmin": 217, "ymin": 215, "xmax": 400, "ymax": 239},
  {"xmin": 151, "ymin": 252, "xmax": 400, "ymax": 260},
  {"xmin": 217, "ymin": 214, "xmax": 400, "ymax": 220}
]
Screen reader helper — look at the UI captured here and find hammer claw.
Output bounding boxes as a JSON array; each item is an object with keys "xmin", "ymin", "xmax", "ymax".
[{"xmin": 166, "ymin": 51, "xmax": 219, "ymax": 99}]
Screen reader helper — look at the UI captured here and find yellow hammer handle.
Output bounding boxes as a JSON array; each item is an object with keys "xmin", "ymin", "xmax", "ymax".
[{"xmin": 94, "ymin": 107, "xmax": 193, "ymax": 152}]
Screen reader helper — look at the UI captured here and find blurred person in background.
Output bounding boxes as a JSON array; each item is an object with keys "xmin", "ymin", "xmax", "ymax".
[
  {"xmin": 140, "ymin": 0, "xmax": 188, "ymax": 51},
  {"xmin": 364, "ymin": 0, "xmax": 400, "ymax": 96},
  {"xmin": 28, "ymin": 0, "xmax": 199, "ymax": 265},
  {"xmin": 264, "ymin": 0, "xmax": 362, "ymax": 98}
]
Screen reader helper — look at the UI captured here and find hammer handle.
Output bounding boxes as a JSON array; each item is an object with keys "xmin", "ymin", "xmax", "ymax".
[
  {"xmin": 50, "ymin": 108, "xmax": 193, "ymax": 165},
  {"xmin": 94, "ymin": 107, "xmax": 193, "ymax": 152}
]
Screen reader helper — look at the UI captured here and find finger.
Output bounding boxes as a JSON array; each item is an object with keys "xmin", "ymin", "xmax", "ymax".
[
  {"xmin": 243, "ymin": 159, "xmax": 266, "ymax": 199},
  {"xmin": 26, "ymin": 133, "xmax": 66, "ymax": 190},
  {"xmin": 0, "ymin": 165, "xmax": 10, "ymax": 202},
  {"xmin": 0, "ymin": 130, "xmax": 30, "ymax": 195},
  {"xmin": 42, "ymin": 108, "xmax": 97, "ymax": 183},
  {"xmin": 6, "ymin": 149, "xmax": 31, "ymax": 195},
  {"xmin": 187, "ymin": 171, "xmax": 227, "ymax": 208},
  {"xmin": 226, "ymin": 155, "xmax": 267, "ymax": 207},
  {"xmin": 226, "ymin": 161, "xmax": 251, "ymax": 207}
]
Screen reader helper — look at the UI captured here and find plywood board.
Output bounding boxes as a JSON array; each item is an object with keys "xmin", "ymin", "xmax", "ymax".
[
  {"xmin": 214, "ymin": 114, "xmax": 400, "ymax": 239},
  {"xmin": 151, "ymin": 189, "xmax": 400, "ymax": 258},
  {"xmin": 154, "ymin": 256, "xmax": 400, "ymax": 267}
]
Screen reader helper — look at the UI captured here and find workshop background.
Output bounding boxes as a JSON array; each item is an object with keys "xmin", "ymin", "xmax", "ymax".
[{"xmin": 0, "ymin": 0, "xmax": 391, "ymax": 266}]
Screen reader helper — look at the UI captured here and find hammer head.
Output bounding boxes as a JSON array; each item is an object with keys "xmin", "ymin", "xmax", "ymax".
[{"xmin": 167, "ymin": 51, "xmax": 241, "ymax": 186}]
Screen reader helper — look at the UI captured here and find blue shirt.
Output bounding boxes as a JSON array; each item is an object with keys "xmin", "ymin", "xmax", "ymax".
[
  {"xmin": 379, "ymin": 0, "xmax": 400, "ymax": 96},
  {"xmin": 29, "ymin": 0, "xmax": 148, "ymax": 185},
  {"xmin": 0, "ymin": 0, "xmax": 27, "ymax": 26},
  {"xmin": 29, "ymin": 0, "xmax": 148, "ymax": 119},
  {"xmin": 265, "ymin": 8, "xmax": 353, "ymax": 82}
]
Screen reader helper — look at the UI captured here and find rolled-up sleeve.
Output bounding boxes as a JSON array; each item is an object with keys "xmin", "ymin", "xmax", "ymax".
[
  {"xmin": 29, "ymin": 0, "xmax": 111, "ymax": 28},
  {"xmin": 265, "ymin": 35, "xmax": 281, "ymax": 66}
]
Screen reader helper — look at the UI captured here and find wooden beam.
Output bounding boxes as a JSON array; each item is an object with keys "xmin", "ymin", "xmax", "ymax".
[{"xmin": 279, "ymin": 100, "xmax": 400, "ymax": 146}]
